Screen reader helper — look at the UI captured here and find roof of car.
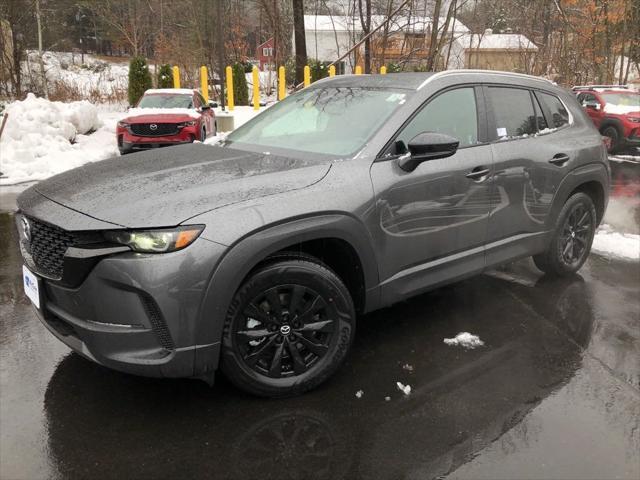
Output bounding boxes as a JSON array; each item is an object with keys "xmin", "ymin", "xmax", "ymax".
[
  {"xmin": 144, "ymin": 88, "xmax": 196, "ymax": 95},
  {"xmin": 312, "ymin": 70, "xmax": 554, "ymax": 91}
]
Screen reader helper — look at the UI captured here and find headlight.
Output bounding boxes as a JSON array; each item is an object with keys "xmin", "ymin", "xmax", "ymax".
[
  {"xmin": 117, "ymin": 121, "xmax": 130, "ymax": 128},
  {"xmin": 177, "ymin": 120, "xmax": 197, "ymax": 128},
  {"xmin": 104, "ymin": 226, "xmax": 204, "ymax": 253}
]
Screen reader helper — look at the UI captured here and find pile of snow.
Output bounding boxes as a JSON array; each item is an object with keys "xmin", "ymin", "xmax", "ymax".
[
  {"xmin": 444, "ymin": 332, "xmax": 485, "ymax": 349},
  {"xmin": 396, "ymin": 382, "xmax": 412, "ymax": 395},
  {"xmin": 592, "ymin": 224, "xmax": 640, "ymax": 260},
  {"xmin": 0, "ymin": 94, "xmax": 119, "ymax": 185},
  {"xmin": 26, "ymin": 51, "xmax": 129, "ymax": 99},
  {"xmin": 355, "ymin": 390, "xmax": 364, "ymax": 398}
]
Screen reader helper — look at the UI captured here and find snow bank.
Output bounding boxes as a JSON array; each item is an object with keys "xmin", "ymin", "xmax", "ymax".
[
  {"xmin": 592, "ymin": 224, "xmax": 640, "ymax": 260},
  {"xmin": 0, "ymin": 94, "xmax": 118, "ymax": 185},
  {"xmin": 444, "ymin": 332, "xmax": 485, "ymax": 349}
]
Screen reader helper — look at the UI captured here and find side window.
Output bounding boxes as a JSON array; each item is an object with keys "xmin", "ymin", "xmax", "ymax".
[
  {"xmin": 395, "ymin": 87, "xmax": 479, "ymax": 151},
  {"xmin": 192, "ymin": 95, "xmax": 200, "ymax": 108},
  {"xmin": 538, "ymin": 92, "xmax": 570, "ymax": 128},
  {"xmin": 488, "ymin": 87, "xmax": 537, "ymax": 138},
  {"xmin": 577, "ymin": 93, "xmax": 586, "ymax": 104}
]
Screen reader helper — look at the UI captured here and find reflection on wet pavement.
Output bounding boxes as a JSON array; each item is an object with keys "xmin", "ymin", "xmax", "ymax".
[{"xmin": 1, "ymin": 211, "xmax": 639, "ymax": 480}]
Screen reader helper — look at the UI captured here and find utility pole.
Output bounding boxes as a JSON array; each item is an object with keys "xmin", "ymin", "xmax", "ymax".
[
  {"xmin": 35, "ymin": 0, "xmax": 47, "ymax": 97},
  {"xmin": 293, "ymin": 0, "xmax": 307, "ymax": 84},
  {"xmin": 216, "ymin": 0, "xmax": 226, "ymax": 110}
]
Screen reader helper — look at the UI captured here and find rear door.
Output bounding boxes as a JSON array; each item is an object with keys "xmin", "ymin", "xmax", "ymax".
[
  {"xmin": 484, "ymin": 85, "xmax": 573, "ymax": 265},
  {"xmin": 370, "ymin": 85, "xmax": 494, "ymax": 301}
]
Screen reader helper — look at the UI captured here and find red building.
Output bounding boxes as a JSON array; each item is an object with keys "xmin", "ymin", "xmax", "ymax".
[{"xmin": 256, "ymin": 38, "xmax": 275, "ymax": 71}]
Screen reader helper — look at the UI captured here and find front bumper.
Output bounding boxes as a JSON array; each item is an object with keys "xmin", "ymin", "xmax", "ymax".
[
  {"xmin": 117, "ymin": 127, "xmax": 198, "ymax": 152},
  {"xmin": 18, "ymin": 217, "xmax": 226, "ymax": 379}
]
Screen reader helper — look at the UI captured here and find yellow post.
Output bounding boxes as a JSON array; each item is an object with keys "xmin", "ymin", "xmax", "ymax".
[
  {"xmin": 303, "ymin": 65, "xmax": 311, "ymax": 87},
  {"xmin": 329, "ymin": 65, "xmax": 336, "ymax": 77},
  {"xmin": 200, "ymin": 66, "xmax": 208, "ymax": 102},
  {"xmin": 172, "ymin": 65, "xmax": 180, "ymax": 88},
  {"xmin": 252, "ymin": 66, "xmax": 260, "ymax": 111},
  {"xmin": 380, "ymin": 66, "xmax": 387, "ymax": 75},
  {"xmin": 278, "ymin": 65, "xmax": 286, "ymax": 100},
  {"xmin": 355, "ymin": 65, "xmax": 362, "ymax": 75},
  {"xmin": 225, "ymin": 66, "xmax": 234, "ymax": 111}
]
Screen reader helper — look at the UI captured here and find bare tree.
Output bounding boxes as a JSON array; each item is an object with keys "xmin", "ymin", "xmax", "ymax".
[{"xmin": 293, "ymin": 0, "xmax": 308, "ymax": 82}]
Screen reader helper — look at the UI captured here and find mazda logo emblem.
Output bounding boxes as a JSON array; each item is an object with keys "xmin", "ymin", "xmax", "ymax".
[
  {"xmin": 279, "ymin": 325, "xmax": 291, "ymax": 335},
  {"xmin": 150, "ymin": 124, "xmax": 158, "ymax": 130},
  {"xmin": 21, "ymin": 216, "xmax": 31, "ymax": 242}
]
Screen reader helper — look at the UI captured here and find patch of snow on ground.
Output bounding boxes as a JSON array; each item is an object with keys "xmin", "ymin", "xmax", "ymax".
[
  {"xmin": 396, "ymin": 382, "xmax": 411, "ymax": 395},
  {"xmin": 0, "ymin": 94, "xmax": 121, "ymax": 185},
  {"xmin": 355, "ymin": 390, "xmax": 364, "ymax": 398},
  {"xmin": 444, "ymin": 332, "xmax": 485, "ymax": 349},
  {"xmin": 592, "ymin": 224, "xmax": 640, "ymax": 260}
]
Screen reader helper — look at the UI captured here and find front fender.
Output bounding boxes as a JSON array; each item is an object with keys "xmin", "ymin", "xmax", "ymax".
[{"xmin": 193, "ymin": 213, "xmax": 380, "ymax": 375}]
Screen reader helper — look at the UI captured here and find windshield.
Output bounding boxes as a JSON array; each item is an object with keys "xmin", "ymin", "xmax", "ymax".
[
  {"xmin": 138, "ymin": 94, "xmax": 194, "ymax": 109},
  {"xmin": 225, "ymin": 87, "xmax": 411, "ymax": 157},
  {"xmin": 600, "ymin": 92, "xmax": 639, "ymax": 107}
]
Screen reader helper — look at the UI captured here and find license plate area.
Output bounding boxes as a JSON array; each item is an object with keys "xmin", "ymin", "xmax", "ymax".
[{"xmin": 23, "ymin": 265, "xmax": 41, "ymax": 309}]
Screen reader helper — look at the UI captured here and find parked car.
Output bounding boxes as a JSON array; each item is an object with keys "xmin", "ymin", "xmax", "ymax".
[
  {"xmin": 572, "ymin": 85, "xmax": 640, "ymax": 153},
  {"xmin": 116, "ymin": 88, "xmax": 217, "ymax": 154},
  {"xmin": 17, "ymin": 71, "xmax": 609, "ymax": 397}
]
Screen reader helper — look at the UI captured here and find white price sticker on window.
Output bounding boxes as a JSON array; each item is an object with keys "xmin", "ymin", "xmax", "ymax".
[{"xmin": 497, "ymin": 127, "xmax": 508, "ymax": 137}]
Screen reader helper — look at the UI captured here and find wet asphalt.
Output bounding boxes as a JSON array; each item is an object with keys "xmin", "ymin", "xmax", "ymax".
[{"xmin": 1, "ymin": 163, "xmax": 639, "ymax": 480}]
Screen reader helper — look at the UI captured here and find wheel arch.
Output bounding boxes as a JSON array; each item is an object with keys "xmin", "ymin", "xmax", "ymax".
[
  {"xmin": 193, "ymin": 213, "xmax": 381, "ymax": 374},
  {"xmin": 548, "ymin": 163, "xmax": 609, "ymax": 231}
]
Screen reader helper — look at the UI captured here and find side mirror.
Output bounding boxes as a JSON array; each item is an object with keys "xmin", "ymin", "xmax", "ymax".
[
  {"xmin": 397, "ymin": 132, "xmax": 459, "ymax": 172},
  {"xmin": 209, "ymin": 101, "xmax": 218, "ymax": 108},
  {"xmin": 200, "ymin": 105, "xmax": 211, "ymax": 111},
  {"xmin": 585, "ymin": 101, "xmax": 600, "ymax": 111}
]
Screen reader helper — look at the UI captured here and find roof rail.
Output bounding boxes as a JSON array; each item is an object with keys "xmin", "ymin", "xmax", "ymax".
[
  {"xmin": 571, "ymin": 85, "xmax": 629, "ymax": 91},
  {"xmin": 418, "ymin": 69, "xmax": 555, "ymax": 90}
]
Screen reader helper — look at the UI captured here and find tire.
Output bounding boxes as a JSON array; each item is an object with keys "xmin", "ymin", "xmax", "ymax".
[
  {"xmin": 221, "ymin": 254, "xmax": 356, "ymax": 397},
  {"xmin": 601, "ymin": 125, "xmax": 620, "ymax": 154},
  {"xmin": 200, "ymin": 126, "xmax": 206, "ymax": 142},
  {"xmin": 533, "ymin": 192, "xmax": 597, "ymax": 277}
]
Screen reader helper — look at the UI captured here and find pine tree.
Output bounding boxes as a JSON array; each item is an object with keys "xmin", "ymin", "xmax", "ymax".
[
  {"xmin": 232, "ymin": 63, "xmax": 249, "ymax": 106},
  {"xmin": 156, "ymin": 64, "xmax": 173, "ymax": 88},
  {"xmin": 128, "ymin": 56, "xmax": 152, "ymax": 106}
]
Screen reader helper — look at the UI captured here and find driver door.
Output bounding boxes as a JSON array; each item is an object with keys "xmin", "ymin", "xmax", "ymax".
[{"xmin": 369, "ymin": 86, "xmax": 495, "ymax": 303}]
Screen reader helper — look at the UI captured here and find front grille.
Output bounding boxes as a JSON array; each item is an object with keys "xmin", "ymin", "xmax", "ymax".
[
  {"xmin": 130, "ymin": 123, "xmax": 179, "ymax": 136},
  {"xmin": 28, "ymin": 219, "xmax": 76, "ymax": 278},
  {"xmin": 24, "ymin": 218, "xmax": 101, "ymax": 280}
]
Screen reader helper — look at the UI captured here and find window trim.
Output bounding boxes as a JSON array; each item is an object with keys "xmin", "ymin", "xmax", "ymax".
[{"xmin": 376, "ymin": 83, "xmax": 488, "ymax": 161}]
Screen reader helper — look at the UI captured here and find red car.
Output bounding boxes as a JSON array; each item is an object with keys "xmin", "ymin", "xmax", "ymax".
[
  {"xmin": 117, "ymin": 88, "xmax": 217, "ymax": 155},
  {"xmin": 573, "ymin": 86, "xmax": 640, "ymax": 153}
]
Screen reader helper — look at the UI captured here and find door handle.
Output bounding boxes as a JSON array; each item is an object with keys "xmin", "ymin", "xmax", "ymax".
[
  {"xmin": 466, "ymin": 166, "xmax": 491, "ymax": 181},
  {"xmin": 549, "ymin": 153, "xmax": 570, "ymax": 166}
]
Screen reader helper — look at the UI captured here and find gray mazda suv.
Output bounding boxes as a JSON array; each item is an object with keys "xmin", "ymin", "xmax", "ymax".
[{"xmin": 16, "ymin": 71, "xmax": 609, "ymax": 397}]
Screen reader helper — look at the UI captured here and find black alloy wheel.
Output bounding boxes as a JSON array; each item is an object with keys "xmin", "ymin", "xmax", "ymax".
[
  {"xmin": 602, "ymin": 126, "xmax": 620, "ymax": 154},
  {"xmin": 533, "ymin": 192, "xmax": 597, "ymax": 276},
  {"xmin": 221, "ymin": 254, "xmax": 355, "ymax": 397}
]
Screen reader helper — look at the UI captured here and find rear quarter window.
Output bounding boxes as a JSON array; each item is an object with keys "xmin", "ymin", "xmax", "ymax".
[{"xmin": 538, "ymin": 92, "xmax": 570, "ymax": 128}]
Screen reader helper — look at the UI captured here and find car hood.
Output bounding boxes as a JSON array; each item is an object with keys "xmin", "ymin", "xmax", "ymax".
[
  {"xmin": 30, "ymin": 144, "xmax": 332, "ymax": 229},
  {"xmin": 121, "ymin": 113, "xmax": 198, "ymax": 123}
]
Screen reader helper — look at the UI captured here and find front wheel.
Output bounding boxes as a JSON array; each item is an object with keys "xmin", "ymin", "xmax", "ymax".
[
  {"xmin": 221, "ymin": 255, "xmax": 356, "ymax": 397},
  {"xmin": 601, "ymin": 125, "xmax": 620, "ymax": 154},
  {"xmin": 533, "ymin": 192, "xmax": 597, "ymax": 276}
]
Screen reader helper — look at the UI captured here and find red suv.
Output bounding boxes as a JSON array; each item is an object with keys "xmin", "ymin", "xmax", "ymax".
[
  {"xmin": 573, "ymin": 86, "xmax": 640, "ymax": 153},
  {"xmin": 117, "ymin": 88, "xmax": 217, "ymax": 155}
]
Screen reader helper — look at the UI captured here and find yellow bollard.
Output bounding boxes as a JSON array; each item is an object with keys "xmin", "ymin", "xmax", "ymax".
[
  {"xmin": 225, "ymin": 66, "xmax": 234, "ymax": 111},
  {"xmin": 355, "ymin": 65, "xmax": 362, "ymax": 75},
  {"xmin": 200, "ymin": 66, "xmax": 209, "ymax": 102},
  {"xmin": 329, "ymin": 65, "xmax": 335, "ymax": 77},
  {"xmin": 172, "ymin": 65, "xmax": 180, "ymax": 88},
  {"xmin": 380, "ymin": 66, "xmax": 387, "ymax": 75},
  {"xmin": 304, "ymin": 65, "xmax": 311, "ymax": 87},
  {"xmin": 252, "ymin": 66, "xmax": 260, "ymax": 111},
  {"xmin": 278, "ymin": 65, "xmax": 286, "ymax": 101}
]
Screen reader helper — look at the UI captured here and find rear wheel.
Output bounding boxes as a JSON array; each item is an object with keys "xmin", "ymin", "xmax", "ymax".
[
  {"xmin": 221, "ymin": 255, "xmax": 355, "ymax": 397},
  {"xmin": 601, "ymin": 125, "xmax": 620, "ymax": 154},
  {"xmin": 533, "ymin": 192, "xmax": 597, "ymax": 276}
]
